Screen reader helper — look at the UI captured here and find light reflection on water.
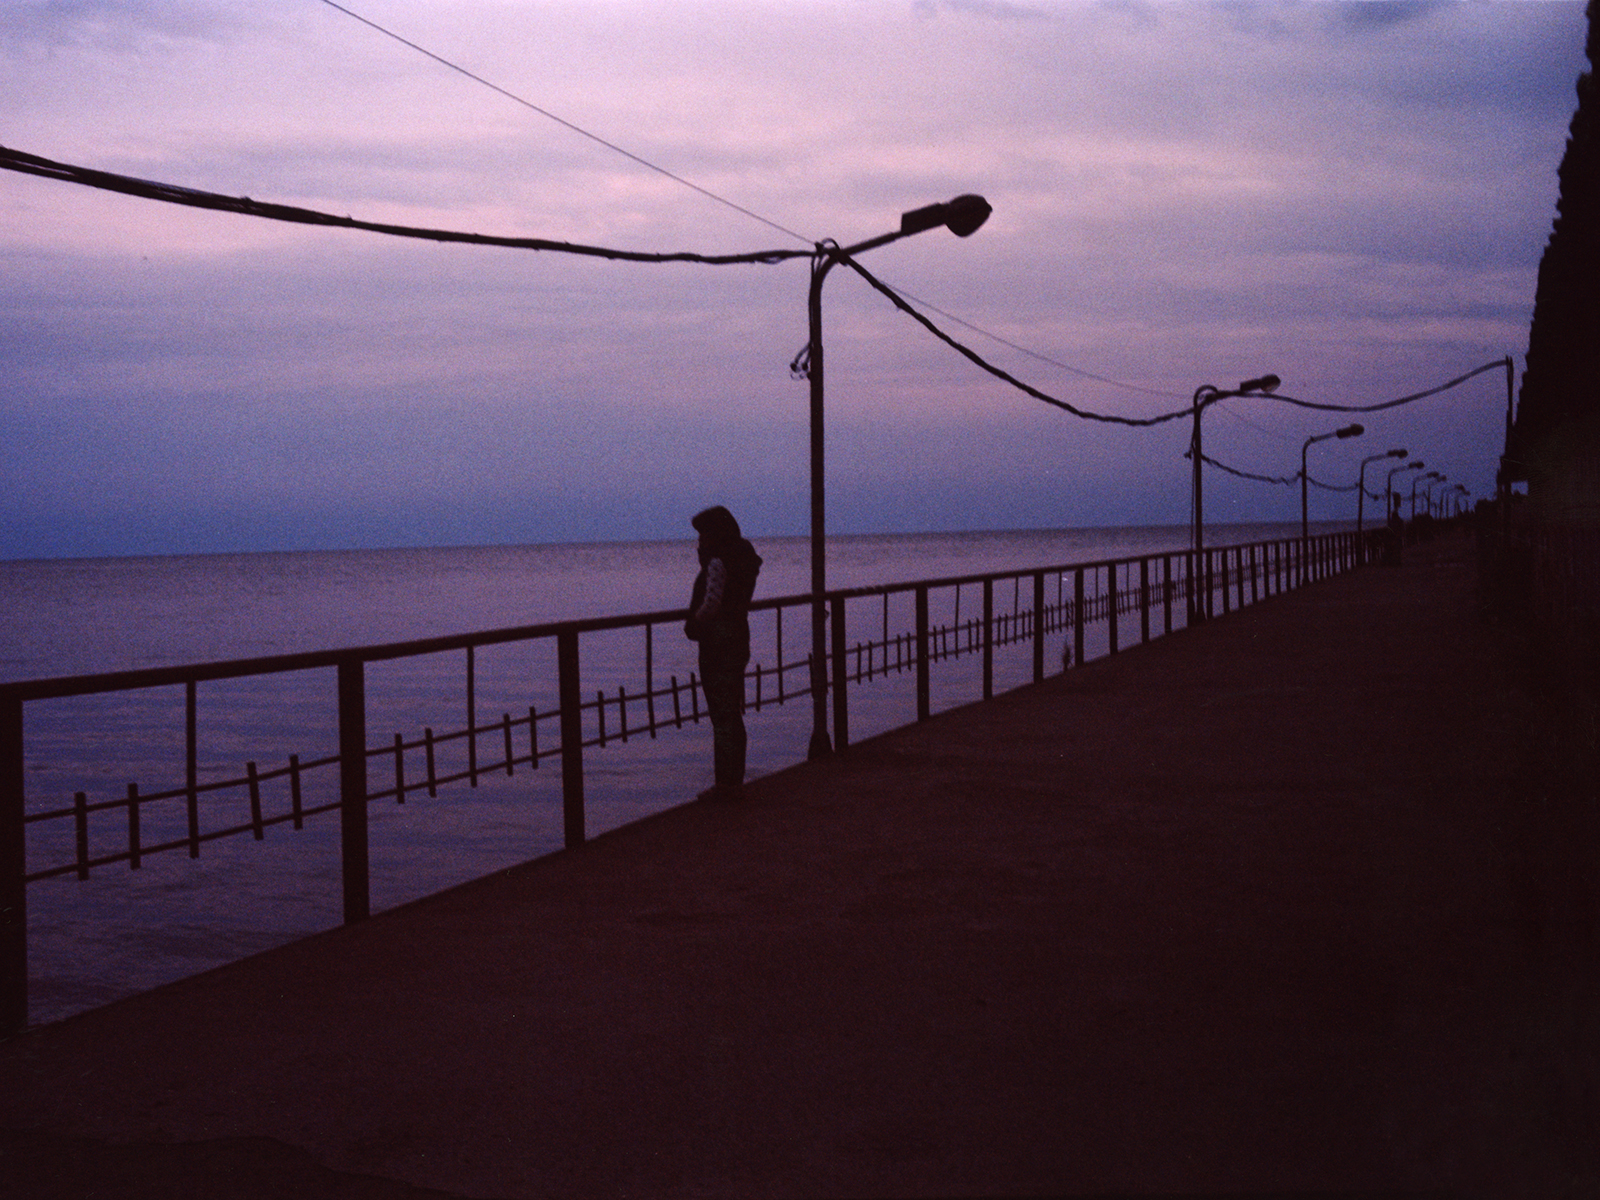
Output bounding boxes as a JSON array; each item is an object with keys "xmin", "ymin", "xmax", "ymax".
[{"xmin": 5, "ymin": 523, "xmax": 1321, "ymax": 1023}]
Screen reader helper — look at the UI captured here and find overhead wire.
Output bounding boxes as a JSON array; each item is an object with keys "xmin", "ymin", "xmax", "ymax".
[
  {"xmin": 1190, "ymin": 452, "xmax": 1362, "ymax": 493},
  {"xmin": 875, "ymin": 280, "xmax": 1180, "ymax": 400},
  {"xmin": 0, "ymin": 144, "xmax": 807, "ymax": 265},
  {"xmin": 836, "ymin": 252, "xmax": 1509, "ymax": 433},
  {"xmin": 1252, "ymin": 359, "xmax": 1509, "ymax": 414},
  {"xmin": 316, "ymin": 0, "xmax": 812, "ymax": 246},
  {"xmin": 0, "ymin": 141, "xmax": 1511, "ymax": 450},
  {"xmin": 316, "ymin": 0, "xmax": 1174, "ymax": 403},
  {"xmin": 836, "ymin": 255, "xmax": 1196, "ymax": 427}
]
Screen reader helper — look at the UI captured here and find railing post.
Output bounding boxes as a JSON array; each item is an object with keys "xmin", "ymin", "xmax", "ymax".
[
  {"xmin": 185, "ymin": 679, "xmax": 199, "ymax": 859},
  {"xmin": 1205, "ymin": 549, "xmax": 1216, "ymax": 619},
  {"xmin": 1, "ymin": 694, "xmax": 25, "ymax": 1036},
  {"xmin": 831, "ymin": 594, "xmax": 849, "ymax": 749},
  {"xmin": 916, "ymin": 586, "xmax": 932, "ymax": 720},
  {"xmin": 1162, "ymin": 554, "xmax": 1173, "ymax": 634},
  {"xmin": 466, "ymin": 645, "xmax": 478, "ymax": 788},
  {"xmin": 1032, "ymin": 573, "xmax": 1047, "ymax": 681},
  {"xmin": 1139, "ymin": 558, "xmax": 1151, "ymax": 644},
  {"xmin": 1073, "ymin": 568, "xmax": 1086, "ymax": 668},
  {"xmin": 1220, "ymin": 549, "xmax": 1232, "ymax": 615},
  {"xmin": 337, "ymin": 656, "xmax": 370, "ymax": 924},
  {"xmin": 982, "ymin": 579, "xmax": 994, "ymax": 699},
  {"xmin": 557, "ymin": 628, "xmax": 585, "ymax": 849},
  {"xmin": 1106, "ymin": 565, "xmax": 1119, "ymax": 655}
]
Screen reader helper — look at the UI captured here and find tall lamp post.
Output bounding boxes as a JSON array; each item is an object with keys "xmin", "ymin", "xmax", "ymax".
[
  {"xmin": 1386, "ymin": 460, "xmax": 1424, "ymax": 524},
  {"xmin": 1300, "ymin": 423, "xmax": 1362, "ymax": 584},
  {"xmin": 1190, "ymin": 372, "xmax": 1280, "ymax": 621},
  {"xmin": 1411, "ymin": 471, "xmax": 1442, "ymax": 518},
  {"xmin": 1301, "ymin": 423, "xmax": 1364, "ymax": 541},
  {"xmin": 796, "ymin": 194, "xmax": 991, "ymax": 758},
  {"xmin": 1357, "ymin": 448, "xmax": 1408, "ymax": 535},
  {"xmin": 1424, "ymin": 474, "xmax": 1449, "ymax": 519}
]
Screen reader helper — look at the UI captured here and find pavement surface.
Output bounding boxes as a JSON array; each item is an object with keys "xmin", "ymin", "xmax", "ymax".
[{"xmin": 0, "ymin": 532, "xmax": 1594, "ymax": 1200}]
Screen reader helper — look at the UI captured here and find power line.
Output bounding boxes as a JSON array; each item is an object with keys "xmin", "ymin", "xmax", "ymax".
[
  {"xmin": 0, "ymin": 140, "xmax": 1514, "ymax": 445},
  {"xmin": 316, "ymin": 0, "xmax": 812, "ymax": 246},
  {"xmin": 1192, "ymin": 452, "xmax": 1361, "ymax": 493},
  {"xmin": 837, "ymin": 254, "xmax": 1196, "ymax": 427},
  {"xmin": 839, "ymin": 251, "xmax": 1513, "ymax": 433},
  {"xmin": 315, "ymin": 2, "xmax": 1513, "ymax": 428},
  {"xmin": 0, "ymin": 144, "xmax": 807, "ymax": 266},
  {"xmin": 318, "ymin": 0, "xmax": 1174, "ymax": 401},
  {"xmin": 878, "ymin": 281, "xmax": 1180, "ymax": 400},
  {"xmin": 1255, "ymin": 359, "xmax": 1509, "ymax": 414}
]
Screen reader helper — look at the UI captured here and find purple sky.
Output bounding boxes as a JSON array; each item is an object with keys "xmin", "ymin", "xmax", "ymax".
[{"xmin": 0, "ymin": 0, "xmax": 1588, "ymax": 558}]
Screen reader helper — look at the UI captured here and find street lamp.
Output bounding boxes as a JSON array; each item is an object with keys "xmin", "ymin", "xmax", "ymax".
[
  {"xmin": 1357, "ymin": 448, "xmax": 1408, "ymax": 535},
  {"xmin": 1301, "ymin": 423, "xmax": 1364, "ymax": 541},
  {"xmin": 1424, "ymin": 474, "xmax": 1449, "ymax": 519},
  {"xmin": 1411, "ymin": 470, "xmax": 1442, "ymax": 518},
  {"xmin": 1386, "ymin": 460, "xmax": 1424, "ymax": 525},
  {"xmin": 794, "ymin": 194, "xmax": 991, "ymax": 758},
  {"xmin": 1299, "ymin": 422, "xmax": 1362, "ymax": 586},
  {"xmin": 1189, "ymin": 372, "xmax": 1280, "ymax": 621}
]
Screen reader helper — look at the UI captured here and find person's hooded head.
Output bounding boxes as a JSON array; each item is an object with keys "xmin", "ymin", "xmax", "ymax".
[
  {"xmin": 692, "ymin": 505, "xmax": 742, "ymax": 559},
  {"xmin": 691, "ymin": 506, "xmax": 761, "ymax": 585}
]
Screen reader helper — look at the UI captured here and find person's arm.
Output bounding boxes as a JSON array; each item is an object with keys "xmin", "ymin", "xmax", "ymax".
[{"xmin": 693, "ymin": 557, "xmax": 727, "ymax": 621}]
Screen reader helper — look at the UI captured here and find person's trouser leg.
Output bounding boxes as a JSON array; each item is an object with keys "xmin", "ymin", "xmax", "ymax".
[{"xmin": 699, "ymin": 645, "xmax": 748, "ymax": 788}]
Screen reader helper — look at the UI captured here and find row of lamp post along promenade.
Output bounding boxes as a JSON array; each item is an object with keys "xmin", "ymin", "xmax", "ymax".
[
  {"xmin": 1188, "ymin": 377, "xmax": 1366, "ymax": 615},
  {"xmin": 797, "ymin": 194, "xmax": 1462, "ymax": 758}
]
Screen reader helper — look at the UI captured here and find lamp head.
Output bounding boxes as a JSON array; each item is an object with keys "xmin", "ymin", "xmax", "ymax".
[
  {"xmin": 1336, "ymin": 423, "xmax": 1364, "ymax": 439},
  {"xmin": 1388, "ymin": 448, "xmax": 1408, "ymax": 458},
  {"xmin": 1237, "ymin": 373, "xmax": 1281, "ymax": 394},
  {"xmin": 900, "ymin": 193, "xmax": 992, "ymax": 238},
  {"xmin": 1407, "ymin": 460, "xmax": 1424, "ymax": 469}
]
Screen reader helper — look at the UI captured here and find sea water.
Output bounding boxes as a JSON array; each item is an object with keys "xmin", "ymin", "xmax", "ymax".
[{"xmin": 3, "ymin": 523, "xmax": 1323, "ymax": 1024}]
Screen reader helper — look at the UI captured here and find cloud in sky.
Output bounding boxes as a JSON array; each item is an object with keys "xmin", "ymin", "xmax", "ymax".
[{"xmin": 0, "ymin": 0, "xmax": 1588, "ymax": 557}]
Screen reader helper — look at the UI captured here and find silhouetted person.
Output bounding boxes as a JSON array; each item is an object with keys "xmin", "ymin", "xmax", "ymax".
[
  {"xmin": 1384, "ymin": 494, "xmax": 1404, "ymax": 566},
  {"xmin": 685, "ymin": 506, "xmax": 762, "ymax": 801}
]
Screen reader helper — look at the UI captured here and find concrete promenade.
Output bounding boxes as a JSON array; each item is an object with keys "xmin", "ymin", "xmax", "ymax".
[{"xmin": 0, "ymin": 533, "xmax": 1593, "ymax": 1199}]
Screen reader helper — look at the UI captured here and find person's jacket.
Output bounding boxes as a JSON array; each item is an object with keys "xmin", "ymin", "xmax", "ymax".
[{"xmin": 685, "ymin": 538, "xmax": 762, "ymax": 649}]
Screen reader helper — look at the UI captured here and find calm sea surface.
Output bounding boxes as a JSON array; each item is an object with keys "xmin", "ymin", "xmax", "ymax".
[{"xmin": 3, "ymin": 523, "xmax": 1324, "ymax": 1024}]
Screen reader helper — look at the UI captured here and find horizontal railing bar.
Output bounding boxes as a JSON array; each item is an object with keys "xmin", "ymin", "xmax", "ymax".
[
  {"xmin": 2, "ymin": 536, "xmax": 1310, "ymax": 703},
  {"xmin": 24, "ymin": 748, "xmax": 345, "ymax": 820},
  {"xmin": 23, "ymin": 797, "xmax": 346, "ymax": 882}
]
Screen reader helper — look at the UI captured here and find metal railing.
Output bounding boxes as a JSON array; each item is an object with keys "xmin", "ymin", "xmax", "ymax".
[{"xmin": 0, "ymin": 529, "xmax": 1368, "ymax": 1032}]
